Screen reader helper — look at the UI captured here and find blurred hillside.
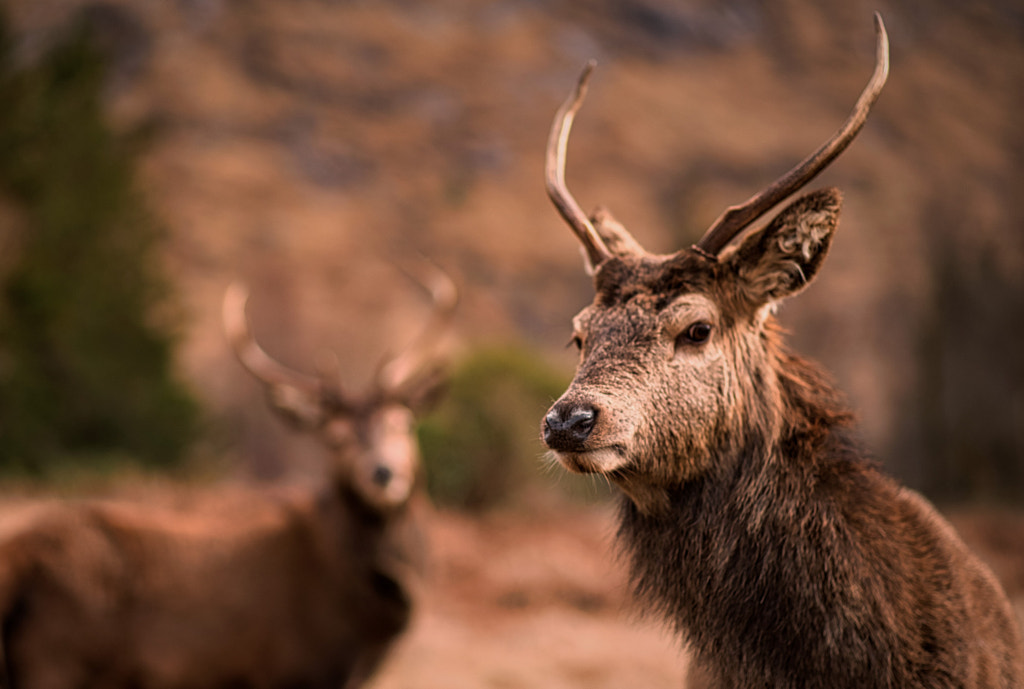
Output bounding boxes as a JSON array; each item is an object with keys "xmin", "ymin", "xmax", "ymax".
[{"xmin": 1, "ymin": 0, "xmax": 1022, "ymax": 501}]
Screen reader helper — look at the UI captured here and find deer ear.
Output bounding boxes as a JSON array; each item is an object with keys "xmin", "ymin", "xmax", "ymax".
[
  {"xmin": 728, "ymin": 188, "xmax": 841, "ymax": 304},
  {"xmin": 581, "ymin": 206, "xmax": 647, "ymax": 275}
]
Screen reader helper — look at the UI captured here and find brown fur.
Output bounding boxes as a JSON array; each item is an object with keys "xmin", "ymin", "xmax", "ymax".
[
  {"xmin": 544, "ymin": 189, "xmax": 1024, "ymax": 687},
  {"xmin": 0, "ymin": 480, "xmax": 423, "ymax": 689},
  {"xmin": 0, "ymin": 310, "xmax": 441, "ymax": 688}
]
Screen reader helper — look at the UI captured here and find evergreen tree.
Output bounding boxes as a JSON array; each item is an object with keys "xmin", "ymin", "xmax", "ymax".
[{"xmin": 0, "ymin": 11, "xmax": 199, "ymax": 474}]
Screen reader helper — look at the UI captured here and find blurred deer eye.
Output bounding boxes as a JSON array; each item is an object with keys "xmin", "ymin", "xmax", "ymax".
[
  {"xmin": 677, "ymin": 322, "xmax": 713, "ymax": 347},
  {"xmin": 323, "ymin": 419, "xmax": 357, "ymax": 449}
]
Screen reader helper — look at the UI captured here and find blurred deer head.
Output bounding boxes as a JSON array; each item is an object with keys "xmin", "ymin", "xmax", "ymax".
[
  {"xmin": 542, "ymin": 16, "xmax": 888, "ymax": 514},
  {"xmin": 224, "ymin": 264, "xmax": 457, "ymax": 512}
]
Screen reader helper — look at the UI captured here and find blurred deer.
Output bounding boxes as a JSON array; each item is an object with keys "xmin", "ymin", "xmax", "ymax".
[
  {"xmin": 0, "ymin": 264, "xmax": 456, "ymax": 689},
  {"xmin": 541, "ymin": 15, "xmax": 1023, "ymax": 689}
]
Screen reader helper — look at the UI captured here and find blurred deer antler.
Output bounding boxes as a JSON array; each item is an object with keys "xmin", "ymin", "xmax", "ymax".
[{"xmin": 374, "ymin": 259, "xmax": 458, "ymax": 399}]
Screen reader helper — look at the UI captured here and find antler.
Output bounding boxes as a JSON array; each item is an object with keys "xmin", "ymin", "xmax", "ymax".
[
  {"xmin": 222, "ymin": 282, "xmax": 323, "ymax": 397},
  {"xmin": 374, "ymin": 260, "xmax": 458, "ymax": 398},
  {"xmin": 546, "ymin": 60, "xmax": 613, "ymax": 269},
  {"xmin": 693, "ymin": 12, "xmax": 889, "ymax": 258}
]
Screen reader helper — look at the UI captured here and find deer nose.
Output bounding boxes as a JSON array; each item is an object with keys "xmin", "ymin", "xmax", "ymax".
[
  {"xmin": 372, "ymin": 465, "xmax": 393, "ymax": 487},
  {"xmin": 543, "ymin": 403, "xmax": 597, "ymax": 451}
]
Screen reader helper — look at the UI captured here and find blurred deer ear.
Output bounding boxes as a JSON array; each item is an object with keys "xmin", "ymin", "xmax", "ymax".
[{"xmin": 728, "ymin": 188, "xmax": 841, "ymax": 304}]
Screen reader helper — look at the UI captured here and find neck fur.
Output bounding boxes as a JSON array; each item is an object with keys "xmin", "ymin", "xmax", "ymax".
[{"xmin": 616, "ymin": 346, "xmax": 878, "ymax": 687}]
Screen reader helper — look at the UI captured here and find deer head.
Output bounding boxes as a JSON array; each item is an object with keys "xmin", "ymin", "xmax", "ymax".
[
  {"xmin": 224, "ymin": 264, "xmax": 457, "ymax": 512},
  {"xmin": 542, "ymin": 16, "xmax": 888, "ymax": 514}
]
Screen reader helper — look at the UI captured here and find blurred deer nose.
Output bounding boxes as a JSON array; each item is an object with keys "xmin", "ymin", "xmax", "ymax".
[
  {"xmin": 543, "ymin": 403, "xmax": 597, "ymax": 451},
  {"xmin": 372, "ymin": 466, "xmax": 393, "ymax": 486}
]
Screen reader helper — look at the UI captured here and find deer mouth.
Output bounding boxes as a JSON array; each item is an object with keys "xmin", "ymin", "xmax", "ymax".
[{"xmin": 553, "ymin": 446, "xmax": 629, "ymax": 474}]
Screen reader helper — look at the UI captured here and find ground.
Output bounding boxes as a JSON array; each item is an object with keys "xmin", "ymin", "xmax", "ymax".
[
  {"xmin": 0, "ymin": 484, "xmax": 1020, "ymax": 688},
  {"xmin": 371, "ymin": 502, "xmax": 687, "ymax": 689}
]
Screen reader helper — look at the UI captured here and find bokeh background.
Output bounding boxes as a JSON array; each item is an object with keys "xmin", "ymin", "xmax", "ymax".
[{"xmin": 0, "ymin": 1, "xmax": 1022, "ymax": 686}]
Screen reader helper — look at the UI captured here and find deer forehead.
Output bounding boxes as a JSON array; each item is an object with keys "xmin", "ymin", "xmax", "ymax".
[
  {"xmin": 323, "ymin": 404, "xmax": 415, "ymax": 447},
  {"xmin": 575, "ymin": 256, "xmax": 727, "ymax": 337},
  {"xmin": 368, "ymin": 406, "xmax": 417, "ymax": 441},
  {"xmin": 575, "ymin": 293, "xmax": 720, "ymax": 336}
]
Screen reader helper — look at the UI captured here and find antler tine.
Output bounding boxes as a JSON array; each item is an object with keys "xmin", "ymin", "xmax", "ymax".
[
  {"xmin": 222, "ymin": 282, "xmax": 321, "ymax": 395},
  {"xmin": 694, "ymin": 13, "xmax": 889, "ymax": 258},
  {"xmin": 546, "ymin": 60, "xmax": 613, "ymax": 268},
  {"xmin": 375, "ymin": 260, "xmax": 458, "ymax": 396}
]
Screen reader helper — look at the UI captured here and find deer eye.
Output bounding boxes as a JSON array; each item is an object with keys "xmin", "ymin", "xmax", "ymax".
[{"xmin": 677, "ymin": 322, "xmax": 713, "ymax": 347}]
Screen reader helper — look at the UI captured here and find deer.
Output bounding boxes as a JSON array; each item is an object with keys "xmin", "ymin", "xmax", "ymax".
[
  {"xmin": 540, "ymin": 14, "xmax": 1024, "ymax": 689},
  {"xmin": 0, "ymin": 264, "xmax": 456, "ymax": 689}
]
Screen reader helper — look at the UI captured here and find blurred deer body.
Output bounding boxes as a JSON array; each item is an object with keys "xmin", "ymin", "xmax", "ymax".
[
  {"xmin": 0, "ymin": 268, "xmax": 456, "ymax": 689},
  {"xmin": 0, "ymin": 484, "xmax": 417, "ymax": 689},
  {"xmin": 541, "ymin": 16, "xmax": 1024, "ymax": 689}
]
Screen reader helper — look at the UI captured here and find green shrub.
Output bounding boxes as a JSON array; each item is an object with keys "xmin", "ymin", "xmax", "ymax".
[
  {"xmin": 417, "ymin": 345, "xmax": 611, "ymax": 510},
  {"xmin": 0, "ymin": 11, "xmax": 199, "ymax": 476}
]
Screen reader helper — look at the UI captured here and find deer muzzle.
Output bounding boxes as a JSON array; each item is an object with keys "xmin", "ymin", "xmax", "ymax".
[
  {"xmin": 543, "ymin": 387, "xmax": 638, "ymax": 474},
  {"xmin": 543, "ymin": 402, "xmax": 598, "ymax": 452}
]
